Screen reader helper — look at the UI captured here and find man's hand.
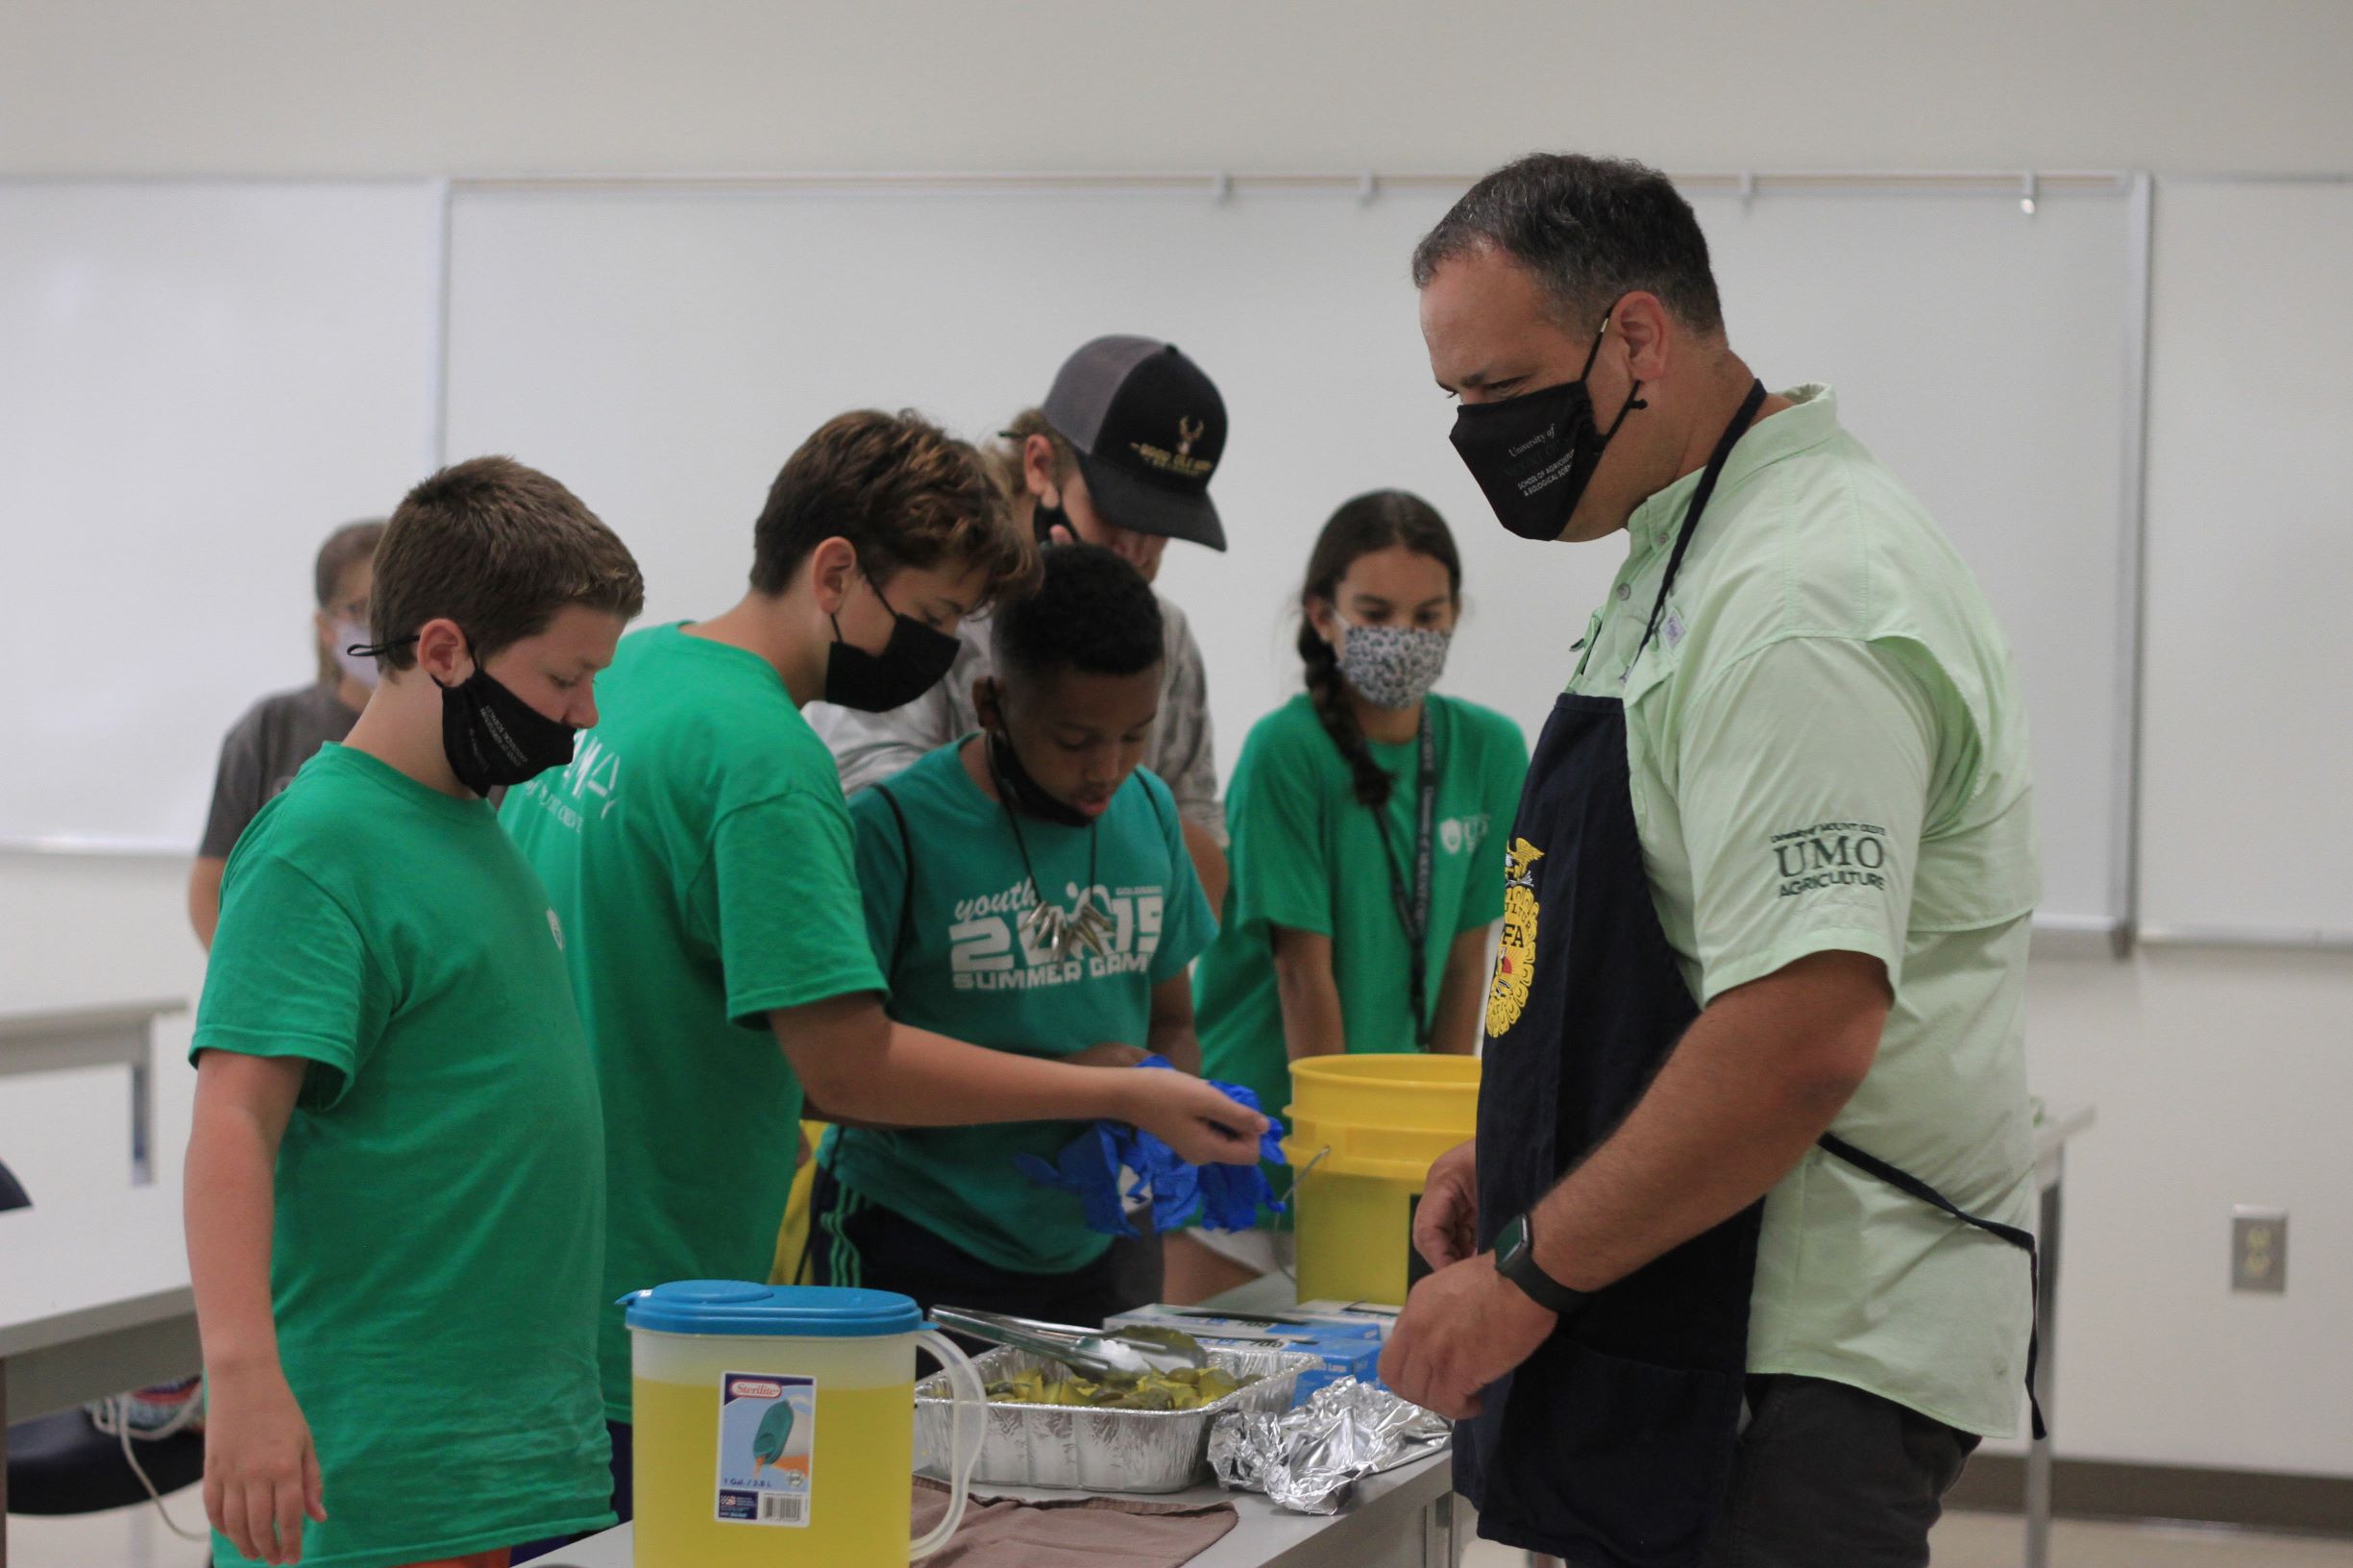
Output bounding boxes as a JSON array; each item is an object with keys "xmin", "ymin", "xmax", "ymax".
[
  {"xmin": 1378, "ymin": 1253, "xmax": 1555, "ymax": 1421},
  {"xmin": 1125, "ymin": 1072, "xmax": 1268, "ymax": 1166},
  {"xmin": 204, "ymin": 1361, "xmax": 327, "ymax": 1565},
  {"xmin": 1412, "ymin": 1139, "xmax": 1480, "ymax": 1271}
]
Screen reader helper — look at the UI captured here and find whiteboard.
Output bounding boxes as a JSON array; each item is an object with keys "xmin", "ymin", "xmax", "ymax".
[
  {"xmin": 0, "ymin": 181, "xmax": 443, "ymax": 850},
  {"xmin": 445, "ymin": 180, "xmax": 2136, "ymax": 926},
  {"xmin": 2139, "ymin": 180, "xmax": 2353, "ymax": 943}
]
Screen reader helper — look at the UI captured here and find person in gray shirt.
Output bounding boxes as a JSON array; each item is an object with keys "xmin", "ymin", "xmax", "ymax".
[
  {"xmin": 187, "ymin": 518, "xmax": 383, "ymax": 946},
  {"xmin": 810, "ymin": 336, "xmax": 1234, "ymax": 910}
]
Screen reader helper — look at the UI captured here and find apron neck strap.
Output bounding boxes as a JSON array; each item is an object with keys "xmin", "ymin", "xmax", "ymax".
[{"xmin": 1633, "ymin": 379, "xmax": 1770, "ymax": 668}]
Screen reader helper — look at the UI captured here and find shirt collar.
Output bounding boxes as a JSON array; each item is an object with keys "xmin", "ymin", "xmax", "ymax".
[{"xmin": 1625, "ymin": 383, "xmax": 1840, "ymax": 554}]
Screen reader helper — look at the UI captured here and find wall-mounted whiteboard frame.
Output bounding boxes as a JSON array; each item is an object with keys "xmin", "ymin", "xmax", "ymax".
[{"xmin": 2133, "ymin": 172, "xmax": 2353, "ymax": 953}]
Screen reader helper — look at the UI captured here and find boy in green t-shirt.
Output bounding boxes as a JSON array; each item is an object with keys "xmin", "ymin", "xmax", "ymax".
[
  {"xmin": 502, "ymin": 411, "xmax": 1264, "ymax": 1521},
  {"xmin": 186, "ymin": 458, "xmax": 645, "ymax": 1568},
  {"xmin": 814, "ymin": 544, "xmax": 1218, "ymax": 1324}
]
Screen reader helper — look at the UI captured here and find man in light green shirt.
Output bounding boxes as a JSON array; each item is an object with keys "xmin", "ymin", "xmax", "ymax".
[
  {"xmin": 1380, "ymin": 153, "xmax": 2040, "ymax": 1568},
  {"xmin": 1566, "ymin": 380, "xmax": 2040, "ymax": 1438}
]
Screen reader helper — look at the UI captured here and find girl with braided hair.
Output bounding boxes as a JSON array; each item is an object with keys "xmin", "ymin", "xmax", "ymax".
[{"xmin": 1170, "ymin": 492, "xmax": 1529, "ymax": 1298}]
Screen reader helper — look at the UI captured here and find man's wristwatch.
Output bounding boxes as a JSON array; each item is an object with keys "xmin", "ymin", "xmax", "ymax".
[{"xmin": 1493, "ymin": 1213, "xmax": 1590, "ymax": 1316}]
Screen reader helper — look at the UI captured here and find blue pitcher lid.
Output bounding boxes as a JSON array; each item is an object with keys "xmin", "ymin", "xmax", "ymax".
[{"xmin": 621, "ymin": 1280, "xmax": 924, "ymax": 1338}]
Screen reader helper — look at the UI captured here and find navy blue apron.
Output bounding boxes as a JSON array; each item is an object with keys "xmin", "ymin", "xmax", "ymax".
[{"xmin": 1454, "ymin": 381, "xmax": 2041, "ymax": 1567}]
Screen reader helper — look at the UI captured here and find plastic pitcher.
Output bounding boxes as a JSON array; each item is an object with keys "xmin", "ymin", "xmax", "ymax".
[
  {"xmin": 1283, "ymin": 1054, "xmax": 1482, "ymax": 1306},
  {"xmin": 623, "ymin": 1281, "xmax": 985, "ymax": 1566}
]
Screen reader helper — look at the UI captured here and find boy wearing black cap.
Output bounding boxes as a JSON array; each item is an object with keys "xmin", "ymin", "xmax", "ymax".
[{"xmin": 810, "ymin": 335, "xmax": 1233, "ymax": 912}]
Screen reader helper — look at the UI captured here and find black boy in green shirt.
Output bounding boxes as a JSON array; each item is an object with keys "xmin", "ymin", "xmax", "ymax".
[{"xmin": 814, "ymin": 545, "xmax": 1218, "ymax": 1324}]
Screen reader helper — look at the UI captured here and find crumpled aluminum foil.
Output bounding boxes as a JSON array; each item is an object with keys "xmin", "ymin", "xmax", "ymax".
[{"xmin": 1206, "ymin": 1378, "xmax": 1451, "ymax": 1514}]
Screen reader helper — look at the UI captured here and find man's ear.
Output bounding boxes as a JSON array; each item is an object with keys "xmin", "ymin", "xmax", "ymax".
[
  {"xmin": 1614, "ymin": 290, "xmax": 1674, "ymax": 382},
  {"xmin": 808, "ymin": 537, "xmax": 859, "ymax": 618},
  {"xmin": 1021, "ymin": 435, "xmax": 1060, "ymax": 503}
]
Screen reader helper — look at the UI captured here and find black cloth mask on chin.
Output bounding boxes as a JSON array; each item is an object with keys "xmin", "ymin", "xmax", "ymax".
[
  {"xmin": 821, "ymin": 573, "xmax": 962, "ymax": 713},
  {"xmin": 985, "ymin": 700, "xmax": 1091, "ymax": 827},
  {"xmin": 351, "ymin": 630, "xmax": 579, "ymax": 796},
  {"xmin": 1448, "ymin": 296, "xmax": 1646, "ymax": 542},
  {"xmin": 1031, "ymin": 490, "xmax": 1074, "ymax": 548}
]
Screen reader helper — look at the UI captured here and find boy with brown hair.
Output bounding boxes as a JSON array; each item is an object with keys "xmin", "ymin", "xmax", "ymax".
[
  {"xmin": 186, "ymin": 456, "xmax": 645, "ymax": 1568},
  {"xmin": 504, "ymin": 409, "xmax": 1264, "ymax": 1520}
]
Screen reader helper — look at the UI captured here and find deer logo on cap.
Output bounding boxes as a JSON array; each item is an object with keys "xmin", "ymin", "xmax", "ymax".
[{"xmin": 1176, "ymin": 415, "xmax": 1206, "ymax": 460}]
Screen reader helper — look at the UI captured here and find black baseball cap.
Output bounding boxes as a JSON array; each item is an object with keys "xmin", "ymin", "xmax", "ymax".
[{"xmin": 1040, "ymin": 335, "xmax": 1227, "ymax": 551}]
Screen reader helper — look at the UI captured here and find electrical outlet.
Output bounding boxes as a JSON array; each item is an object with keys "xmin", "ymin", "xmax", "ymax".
[{"xmin": 2232, "ymin": 1208, "xmax": 2287, "ymax": 1293}]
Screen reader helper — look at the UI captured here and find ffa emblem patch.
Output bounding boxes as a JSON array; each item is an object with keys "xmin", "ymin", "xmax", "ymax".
[{"xmin": 1485, "ymin": 837, "xmax": 1546, "ymax": 1038}]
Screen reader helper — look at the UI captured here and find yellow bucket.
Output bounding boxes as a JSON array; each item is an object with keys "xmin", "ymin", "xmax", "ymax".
[{"xmin": 1282, "ymin": 1055, "xmax": 1481, "ymax": 1307}]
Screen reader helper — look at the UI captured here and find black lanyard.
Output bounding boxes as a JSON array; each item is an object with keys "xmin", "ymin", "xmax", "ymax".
[
  {"xmin": 1572, "ymin": 380, "xmax": 1770, "ymax": 685},
  {"xmin": 1372, "ymin": 709, "xmax": 1439, "ymax": 1049},
  {"xmin": 1636, "ymin": 380, "xmax": 1769, "ymax": 665}
]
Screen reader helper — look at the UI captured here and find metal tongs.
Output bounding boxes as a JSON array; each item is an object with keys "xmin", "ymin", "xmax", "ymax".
[{"xmin": 933, "ymin": 1307, "xmax": 1211, "ymax": 1381}]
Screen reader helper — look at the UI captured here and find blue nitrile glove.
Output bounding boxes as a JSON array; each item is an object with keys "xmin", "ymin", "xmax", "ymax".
[
  {"xmin": 1183, "ymin": 1088, "xmax": 1288, "ymax": 1232},
  {"xmin": 1014, "ymin": 1120, "xmax": 1141, "ymax": 1237},
  {"xmin": 1017, "ymin": 1056, "xmax": 1287, "ymax": 1237}
]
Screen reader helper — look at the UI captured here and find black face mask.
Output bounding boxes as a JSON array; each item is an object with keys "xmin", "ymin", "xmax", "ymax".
[
  {"xmin": 822, "ymin": 573, "xmax": 962, "ymax": 713},
  {"xmin": 436, "ymin": 658, "xmax": 580, "ymax": 796},
  {"xmin": 1032, "ymin": 491, "xmax": 1073, "ymax": 548},
  {"xmin": 987, "ymin": 715, "xmax": 1091, "ymax": 828},
  {"xmin": 350, "ymin": 631, "xmax": 580, "ymax": 796},
  {"xmin": 1448, "ymin": 298, "xmax": 1645, "ymax": 542}
]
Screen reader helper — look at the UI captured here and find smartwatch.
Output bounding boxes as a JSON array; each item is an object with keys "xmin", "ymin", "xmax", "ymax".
[{"xmin": 1494, "ymin": 1212, "xmax": 1590, "ymax": 1316}]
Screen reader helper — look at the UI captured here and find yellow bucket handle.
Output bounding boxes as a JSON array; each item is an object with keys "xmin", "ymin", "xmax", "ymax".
[{"xmin": 1284, "ymin": 1138, "xmax": 1436, "ymax": 1185}]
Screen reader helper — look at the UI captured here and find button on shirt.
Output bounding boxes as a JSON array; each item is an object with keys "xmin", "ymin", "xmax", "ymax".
[{"xmin": 1564, "ymin": 385, "xmax": 2042, "ymax": 1435}]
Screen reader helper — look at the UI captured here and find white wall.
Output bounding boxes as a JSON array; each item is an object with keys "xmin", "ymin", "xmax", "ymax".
[
  {"xmin": 2, "ymin": 0, "xmax": 2350, "ymax": 178},
  {"xmin": 4, "ymin": 0, "xmax": 2350, "ymax": 1479}
]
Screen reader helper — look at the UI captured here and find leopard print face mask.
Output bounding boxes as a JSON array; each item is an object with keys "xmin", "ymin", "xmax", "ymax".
[{"xmin": 1336, "ymin": 619, "xmax": 1452, "ymax": 710}]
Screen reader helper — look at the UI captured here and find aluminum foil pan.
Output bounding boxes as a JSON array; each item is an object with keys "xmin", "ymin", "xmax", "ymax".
[{"xmin": 915, "ymin": 1344, "xmax": 1321, "ymax": 1494}]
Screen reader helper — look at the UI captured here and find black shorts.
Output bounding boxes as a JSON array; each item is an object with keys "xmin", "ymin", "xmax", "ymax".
[{"xmin": 803, "ymin": 1162, "xmax": 1163, "ymax": 1336}]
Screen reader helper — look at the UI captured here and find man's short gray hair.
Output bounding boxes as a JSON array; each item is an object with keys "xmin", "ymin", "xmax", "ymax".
[{"xmin": 1411, "ymin": 154, "xmax": 1726, "ymax": 337}]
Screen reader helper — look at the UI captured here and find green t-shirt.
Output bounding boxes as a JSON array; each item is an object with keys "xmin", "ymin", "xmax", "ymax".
[
  {"xmin": 191, "ymin": 746, "xmax": 611, "ymax": 1568},
  {"xmin": 829, "ymin": 743, "xmax": 1216, "ymax": 1274},
  {"xmin": 1194, "ymin": 693, "xmax": 1529, "ymax": 1133},
  {"xmin": 502, "ymin": 624, "xmax": 886, "ymax": 1421}
]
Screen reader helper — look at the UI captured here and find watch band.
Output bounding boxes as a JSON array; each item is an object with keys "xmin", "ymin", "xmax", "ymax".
[{"xmin": 1495, "ymin": 1213, "xmax": 1588, "ymax": 1315}]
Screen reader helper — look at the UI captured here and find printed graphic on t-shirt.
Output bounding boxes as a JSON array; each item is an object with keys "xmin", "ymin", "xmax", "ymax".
[
  {"xmin": 1438, "ymin": 813, "xmax": 1492, "ymax": 858},
  {"xmin": 514, "ymin": 733, "xmax": 624, "ymax": 834},
  {"xmin": 948, "ymin": 875, "xmax": 1165, "ymax": 992}
]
